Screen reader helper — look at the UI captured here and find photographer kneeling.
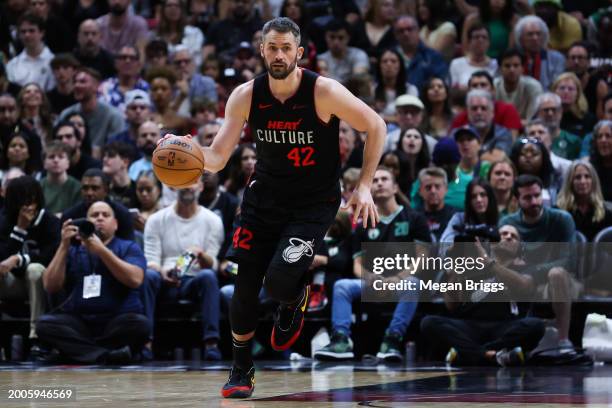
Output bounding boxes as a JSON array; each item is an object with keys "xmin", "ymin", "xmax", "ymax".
[{"xmin": 37, "ymin": 201, "xmax": 149, "ymax": 364}]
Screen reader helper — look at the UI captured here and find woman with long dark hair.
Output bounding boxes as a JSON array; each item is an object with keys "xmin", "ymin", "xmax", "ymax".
[
  {"xmin": 154, "ymin": 0, "xmax": 204, "ymax": 67},
  {"xmin": 510, "ymin": 137, "xmax": 559, "ymax": 207},
  {"xmin": 393, "ymin": 127, "xmax": 430, "ymax": 196},
  {"xmin": 421, "ymin": 76, "xmax": 453, "ymax": 138},
  {"xmin": 441, "ymin": 178, "xmax": 499, "ymax": 243},
  {"xmin": 372, "ymin": 48, "xmax": 418, "ymax": 121},
  {"xmin": 224, "ymin": 144, "xmax": 256, "ymax": 203},
  {"xmin": 0, "ymin": 132, "xmax": 42, "ymax": 179},
  {"xmin": 134, "ymin": 170, "xmax": 163, "ymax": 232}
]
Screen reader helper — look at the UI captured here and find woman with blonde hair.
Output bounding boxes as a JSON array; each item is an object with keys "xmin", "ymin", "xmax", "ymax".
[
  {"xmin": 551, "ymin": 72, "xmax": 597, "ymax": 137},
  {"xmin": 557, "ymin": 161, "xmax": 612, "ymax": 241},
  {"xmin": 487, "ymin": 157, "xmax": 518, "ymax": 216}
]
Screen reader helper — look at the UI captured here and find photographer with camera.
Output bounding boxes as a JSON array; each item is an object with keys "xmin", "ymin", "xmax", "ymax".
[
  {"xmin": 421, "ymin": 224, "xmax": 544, "ymax": 366},
  {"xmin": 37, "ymin": 201, "xmax": 149, "ymax": 364},
  {"xmin": 0, "ymin": 176, "xmax": 60, "ymax": 341},
  {"xmin": 143, "ymin": 176, "xmax": 224, "ymax": 361}
]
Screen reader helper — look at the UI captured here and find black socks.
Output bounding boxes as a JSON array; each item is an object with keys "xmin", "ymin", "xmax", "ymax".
[{"xmin": 232, "ymin": 337, "xmax": 253, "ymax": 371}]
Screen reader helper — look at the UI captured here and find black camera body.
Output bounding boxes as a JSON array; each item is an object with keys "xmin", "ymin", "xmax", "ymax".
[
  {"xmin": 453, "ymin": 223, "xmax": 500, "ymax": 243},
  {"xmin": 71, "ymin": 218, "xmax": 95, "ymax": 240}
]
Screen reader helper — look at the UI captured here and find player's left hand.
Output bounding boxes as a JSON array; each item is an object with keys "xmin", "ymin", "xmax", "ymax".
[
  {"xmin": 342, "ymin": 184, "xmax": 379, "ymax": 228},
  {"xmin": 156, "ymin": 133, "xmax": 194, "ymax": 147}
]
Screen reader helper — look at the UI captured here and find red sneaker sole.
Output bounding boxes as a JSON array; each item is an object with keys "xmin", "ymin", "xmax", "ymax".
[
  {"xmin": 270, "ymin": 317, "xmax": 304, "ymax": 351},
  {"xmin": 221, "ymin": 385, "xmax": 254, "ymax": 398}
]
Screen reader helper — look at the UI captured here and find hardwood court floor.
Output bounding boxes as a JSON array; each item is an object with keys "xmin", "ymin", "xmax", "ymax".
[{"xmin": 1, "ymin": 361, "xmax": 611, "ymax": 407}]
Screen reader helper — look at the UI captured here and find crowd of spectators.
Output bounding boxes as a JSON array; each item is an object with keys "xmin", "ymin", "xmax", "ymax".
[{"xmin": 0, "ymin": 0, "xmax": 611, "ymax": 366}]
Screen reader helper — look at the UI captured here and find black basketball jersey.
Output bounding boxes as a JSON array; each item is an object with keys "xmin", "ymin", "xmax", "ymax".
[{"xmin": 248, "ymin": 69, "xmax": 341, "ymax": 205}]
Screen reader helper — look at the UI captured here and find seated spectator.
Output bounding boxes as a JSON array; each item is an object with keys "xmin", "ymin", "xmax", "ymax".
[
  {"xmin": 393, "ymin": 15, "xmax": 448, "ymax": 90},
  {"xmin": 46, "ymin": 54, "xmax": 79, "ymax": 115},
  {"xmin": 566, "ymin": 41, "xmax": 609, "ymax": 119},
  {"xmin": 203, "ymin": 0, "xmax": 262, "ymax": 59},
  {"xmin": 314, "ymin": 167, "xmax": 431, "ymax": 361},
  {"xmin": 108, "ymin": 90, "xmax": 153, "ymax": 159},
  {"xmin": 384, "ymin": 94, "xmax": 437, "ymax": 154},
  {"xmin": 28, "ymin": 0, "xmax": 73, "ymax": 53},
  {"xmin": 380, "ymin": 152, "xmax": 411, "ymax": 207},
  {"xmin": 65, "ymin": 112, "xmax": 94, "ymax": 156},
  {"xmin": 17, "ymin": 83, "xmax": 53, "ymax": 146},
  {"xmin": 98, "ymin": 46, "xmax": 150, "ymax": 114},
  {"xmin": 500, "ymin": 175, "xmax": 578, "ymax": 352},
  {"xmin": 372, "ymin": 48, "xmax": 419, "ymax": 122},
  {"xmin": 96, "ymin": 0, "xmax": 148, "ymax": 54},
  {"xmin": 534, "ymin": 92, "xmax": 582, "ymax": 160},
  {"xmin": 6, "ymin": 13, "xmax": 55, "ymax": 91},
  {"xmin": 461, "ymin": 0, "xmax": 518, "ymax": 59},
  {"xmin": 421, "ymin": 224, "xmax": 544, "ymax": 366},
  {"xmin": 510, "ymin": 137, "xmax": 560, "ymax": 207},
  {"xmin": 421, "ymin": 77, "xmax": 453, "ymax": 138},
  {"xmin": 590, "ymin": 120, "xmax": 612, "ymax": 203},
  {"xmin": 416, "ymin": 0, "xmax": 457, "ymax": 62},
  {"xmin": 450, "ymin": 23, "xmax": 497, "ymax": 89},
  {"xmin": 0, "ymin": 132, "xmax": 42, "ymax": 180},
  {"xmin": 418, "ymin": 167, "xmax": 456, "ymax": 241},
  {"xmin": 0, "ymin": 167, "xmax": 26, "ymax": 209},
  {"xmin": 551, "ymin": 72, "xmax": 597, "ymax": 137},
  {"xmin": 102, "ymin": 142, "xmax": 138, "ymax": 209},
  {"xmin": 171, "ymin": 47, "xmax": 218, "ymax": 117},
  {"xmin": 73, "ymin": 19, "xmax": 115, "ymax": 80},
  {"xmin": 133, "ymin": 171, "xmax": 162, "ymax": 232},
  {"xmin": 38, "ymin": 201, "xmax": 148, "ymax": 364},
  {"xmin": 317, "ymin": 19, "xmax": 369, "ymax": 84},
  {"xmin": 128, "ymin": 121, "xmax": 161, "ymax": 181},
  {"xmin": 62, "ymin": 0, "xmax": 108, "ymax": 42},
  {"xmin": 533, "ymin": 0, "xmax": 582, "ymax": 53},
  {"xmin": 154, "ymin": 0, "xmax": 204, "ymax": 67},
  {"xmin": 394, "ymin": 127, "xmax": 431, "ymax": 196},
  {"xmin": 441, "ymin": 178, "xmax": 499, "ymax": 243},
  {"xmin": 144, "ymin": 39, "xmax": 169, "ymax": 71},
  {"xmin": 557, "ymin": 161, "xmax": 612, "ymax": 241},
  {"xmin": 40, "ymin": 141, "xmax": 81, "ymax": 216},
  {"xmin": 58, "ymin": 67, "xmax": 125, "ymax": 158},
  {"xmin": 0, "ymin": 176, "xmax": 60, "ymax": 340},
  {"xmin": 487, "ymin": 158, "xmax": 518, "ymax": 217},
  {"xmin": 513, "ymin": 15, "xmax": 565, "ymax": 91},
  {"xmin": 146, "ymin": 67, "xmax": 193, "ymax": 135},
  {"xmin": 451, "ymin": 71, "xmax": 522, "ymax": 139},
  {"xmin": 52, "ymin": 121, "xmax": 101, "ymax": 181},
  {"xmin": 196, "ymin": 120, "xmax": 221, "ymax": 148},
  {"xmin": 224, "ymin": 145, "xmax": 256, "ymax": 204},
  {"xmin": 0, "ymin": 94, "xmax": 23, "ymax": 143},
  {"xmin": 350, "ymin": 0, "xmax": 397, "ymax": 61},
  {"xmin": 143, "ymin": 177, "xmax": 224, "ymax": 360},
  {"xmin": 525, "ymin": 119, "xmax": 571, "ymax": 181},
  {"xmin": 62, "ymin": 168, "xmax": 135, "ymax": 240},
  {"xmin": 494, "ymin": 48, "xmax": 543, "ymax": 122}
]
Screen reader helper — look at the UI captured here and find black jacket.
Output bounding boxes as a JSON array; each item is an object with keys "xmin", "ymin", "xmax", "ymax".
[{"xmin": 0, "ymin": 209, "xmax": 61, "ymax": 277}]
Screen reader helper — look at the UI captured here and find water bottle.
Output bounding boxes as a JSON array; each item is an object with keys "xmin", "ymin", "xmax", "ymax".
[
  {"xmin": 405, "ymin": 341, "xmax": 416, "ymax": 365},
  {"xmin": 11, "ymin": 334, "xmax": 23, "ymax": 361}
]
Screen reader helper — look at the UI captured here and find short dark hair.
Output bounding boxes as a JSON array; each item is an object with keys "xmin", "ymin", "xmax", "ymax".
[
  {"xmin": 50, "ymin": 53, "xmax": 80, "ymax": 70},
  {"xmin": 82, "ymin": 168, "xmax": 110, "ymax": 189},
  {"xmin": 376, "ymin": 165, "xmax": 396, "ymax": 183},
  {"xmin": 262, "ymin": 17, "xmax": 301, "ymax": 44},
  {"xmin": 145, "ymin": 66, "xmax": 176, "ymax": 85},
  {"xmin": 18, "ymin": 13, "xmax": 45, "ymax": 31},
  {"xmin": 102, "ymin": 141, "xmax": 133, "ymax": 161},
  {"xmin": 467, "ymin": 22, "xmax": 489, "ymax": 40},
  {"xmin": 499, "ymin": 48, "xmax": 523, "ymax": 64},
  {"xmin": 468, "ymin": 70, "xmax": 494, "ymax": 88},
  {"xmin": 568, "ymin": 41, "xmax": 592, "ymax": 58},
  {"xmin": 5, "ymin": 176, "xmax": 45, "ymax": 225},
  {"xmin": 145, "ymin": 38, "xmax": 169, "ymax": 57},
  {"xmin": 75, "ymin": 66, "xmax": 102, "ymax": 82},
  {"xmin": 325, "ymin": 18, "xmax": 350, "ymax": 35},
  {"xmin": 53, "ymin": 120, "xmax": 82, "ymax": 141},
  {"xmin": 512, "ymin": 174, "xmax": 544, "ymax": 198}
]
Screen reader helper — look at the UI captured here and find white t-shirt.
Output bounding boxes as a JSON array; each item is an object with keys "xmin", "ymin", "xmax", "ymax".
[
  {"xmin": 449, "ymin": 57, "xmax": 498, "ymax": 88},
  {"xmin": 317, "ymin": 47, "xmax": 370, "ymax": 83},
  {"xmin": 6, "ymin": 47, "xmax": 55, "ymax": 91},
  {"xmin": 144, "ymin": 204, "xmax": 224, "ymax": 271}
]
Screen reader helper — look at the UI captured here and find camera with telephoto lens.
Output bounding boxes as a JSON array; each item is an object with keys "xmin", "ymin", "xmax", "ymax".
[
  {"xmin": 70, "ymin": 218, "xmax": 95, "ymax": 243},
  {"xmin": 453, "ymin": 223, "xmax": 500, "ymax": 243}
]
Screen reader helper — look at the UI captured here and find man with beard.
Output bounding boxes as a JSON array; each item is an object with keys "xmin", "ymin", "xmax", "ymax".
[
  {"xmin": 109, "ymin": 90, "xmax": 152, "ymax": 158},
  {"xmin": 143, "ymin": 178, "xmax": 224, "ymax": 361},
  {"xmin": 465, "ymin": 89, "xmax": 513, "ymax": 160},
  {"xmin": 0, "ymin": 93, "xmax": 42, "ymax": 163},
  {"xmin": 534, "ymin": 92, "xmax": 582, "ymax": 160},
  {"xmin": 62, "ymin": 168, "xmax": 135, "ymax": 240},
  {"xmin": 129, "ymin": 121, "xmax": 161, "ymax": 180},
  {"xmin": 52, "ymin": 121, "xmax": 102, "ymax": 181},
  {"xmin": 421, "ymin": 224, "xmax": 544, "ymax": 366},
  {"xmin": 500, "ymin": 174, "xmax": 578, "ymax": 353},
  {"xmin": 73, "ymin": 20, "xmax": 115, "ymax": 80},
  {"xmin": 203, "ymin": 0, "xmax": 263, "ymax": 59},
  {"xmin": 96, "ymin": 0, "xmax": 148, "ymax": 55},
  {"xmin": 163, "ymin": 17, "xmax": 385, "ymax": 398}
]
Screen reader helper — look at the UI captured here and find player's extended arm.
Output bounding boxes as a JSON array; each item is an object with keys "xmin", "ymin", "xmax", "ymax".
[{"xmin": 202, "ymin": 82, "xmax": 253, "ymax": 173}]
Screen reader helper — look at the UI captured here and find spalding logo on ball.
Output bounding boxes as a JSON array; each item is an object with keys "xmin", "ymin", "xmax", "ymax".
[{"xmin": 152, "ymin": 136, "xmax": 205, "ymax": 187}]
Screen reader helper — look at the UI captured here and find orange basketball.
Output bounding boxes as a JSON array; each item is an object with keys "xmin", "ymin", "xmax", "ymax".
[{"xmin": 152, "ymin": 136, "xmax": 205, "ymax": 187}]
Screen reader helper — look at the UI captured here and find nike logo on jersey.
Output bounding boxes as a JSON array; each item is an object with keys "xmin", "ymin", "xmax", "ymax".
[{"xmin": 259, "ymin": 103, "xmax": 273, "ymax": 109}]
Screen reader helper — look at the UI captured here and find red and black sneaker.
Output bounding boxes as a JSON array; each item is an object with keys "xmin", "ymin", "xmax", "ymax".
[
  {"xmin": 221, "ymin": 365, "xmax": 255, "ymax": 398},
  {"xmin": 270, "ymin": 285, "xmax": 309, "ymax": 351}
]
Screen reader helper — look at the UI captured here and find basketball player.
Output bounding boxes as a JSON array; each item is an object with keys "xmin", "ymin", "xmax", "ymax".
[{"xmin": 163, "ymin": 17, "xmax": 386, "ymax": 398}]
